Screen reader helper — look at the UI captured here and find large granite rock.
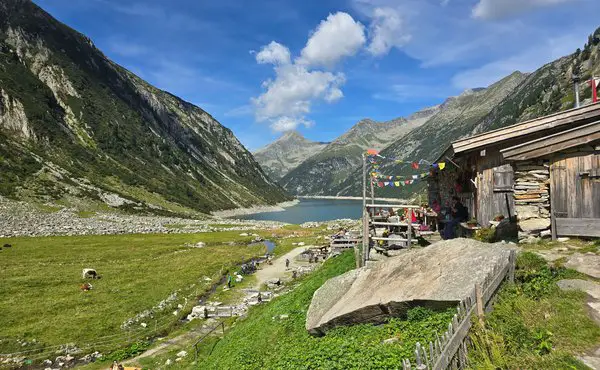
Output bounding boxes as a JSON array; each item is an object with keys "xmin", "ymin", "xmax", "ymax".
[{"xmin": 306, "ymin": 239, "xmax": 513, "ymax": 335}]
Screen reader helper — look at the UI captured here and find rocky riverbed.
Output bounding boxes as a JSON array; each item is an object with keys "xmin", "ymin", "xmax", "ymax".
[{"xmin": 0, "ymin": 197, "xmax": 287, "ymax": 238}]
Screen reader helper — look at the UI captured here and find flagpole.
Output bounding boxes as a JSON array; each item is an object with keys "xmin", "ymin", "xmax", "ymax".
[
  {"xmin": 360, "ymin": 153, "xmax": 367, "ymax": 268},
  {"xmin": 370, "ymin": 177, "xmax": 375, "ymax": 205}
]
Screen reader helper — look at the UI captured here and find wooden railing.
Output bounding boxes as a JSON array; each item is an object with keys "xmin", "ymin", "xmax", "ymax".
[{"xmin": 401, "ymin": 250, "xmax": 516, "ymax": 370}]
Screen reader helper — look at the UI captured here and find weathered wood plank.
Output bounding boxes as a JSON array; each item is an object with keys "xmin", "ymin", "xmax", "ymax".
[
  {"xmin": 455, "ymin": 103, "xmax": 600, "ymax": 153},
  {"xmin": 502, "ymin": 120, "xmax": 600, "ymax": 160},
  {"xmin": 555, "ymin": 218, "xmax": 600, "ymax": 237}
]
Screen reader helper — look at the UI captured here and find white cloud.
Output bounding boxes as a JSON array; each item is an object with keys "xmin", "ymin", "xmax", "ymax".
[
  {"xmin": 298, "ymin": 12, "xmax": 366, "ymax": 68},
  {"xmin": 367, "ymin": 8, "xmax": 411, "ymax": 56},
  {"xmin": 252, "ymin": 64, "xmax": 345, "ymax": 128},
  {"xmin": 472, "ymin": 0, "xmax": 577, "ymax": 20},
  {"xmin": 271, "ymin": 117, "xmax": 314, "ymax": 132},
  {"xmin": 253, "ymin": 13, "xmax": 365, "ymax": 131},
  {"xmin": 256, "ymin": 41, "xmax": 291, "ymax": 65}
]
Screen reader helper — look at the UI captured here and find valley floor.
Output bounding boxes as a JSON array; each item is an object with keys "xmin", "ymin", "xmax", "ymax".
[{"xmin": 0, "ymin": 196, "xmax": 285, "ymax": 238}]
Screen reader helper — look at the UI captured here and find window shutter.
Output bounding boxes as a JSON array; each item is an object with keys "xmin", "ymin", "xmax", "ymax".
[{"xmin": 493, "ymin": 164, "xmax": 513, "ymax": 192}]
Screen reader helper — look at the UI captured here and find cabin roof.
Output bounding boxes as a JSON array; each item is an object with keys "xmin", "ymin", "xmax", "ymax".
[
  {"xmin": 501, "ymin": 119, "xmax": 600, "ymax": 161},
  {"xmin": 436, "ymin": 103, "xmax": 600, "ymax": 163}
]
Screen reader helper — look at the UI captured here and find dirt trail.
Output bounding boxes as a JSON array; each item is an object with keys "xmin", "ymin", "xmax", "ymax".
[
  {"xmin": 253, "ymin": 247, "xmax": 307, "ymax": 289},
  {"xmin": 125, "ymin": 246, "xmax": 311, "ymax": 365}
]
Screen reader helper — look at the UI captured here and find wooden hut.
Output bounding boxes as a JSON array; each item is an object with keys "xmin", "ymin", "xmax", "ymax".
[{"xmin": 428, "ymin": 103, "xmax": 600, "ymax": 239}]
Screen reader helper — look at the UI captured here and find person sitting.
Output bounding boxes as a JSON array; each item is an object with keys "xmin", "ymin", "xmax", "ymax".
[
  {"xmin": 431, "ymin": 199, "xmax": 441, "ymax": 215},
  {"xmin": 443, "ymin": 196, "xmax": 469, "ymax": 240}
]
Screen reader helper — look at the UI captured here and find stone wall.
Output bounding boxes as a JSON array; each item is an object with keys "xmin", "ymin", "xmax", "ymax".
[{"xmin": 513, "ymin": 160, "xmax": 551, "ymax": 241}]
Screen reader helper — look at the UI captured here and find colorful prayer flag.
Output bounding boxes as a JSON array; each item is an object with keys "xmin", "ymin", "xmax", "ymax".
[
  {"xmin": 412, "ymin": 175, "xmax": 418, "ymax": 180},
  {"xmin": 411, "ymin": 162, "xmax": 419, "ymax": 169},
  {"xmin": 439, "ymin": 162, "xmax": 446, "ymax": 170},
  {"xmin": 394, "ymin": 181, "xmax": 400, "ymax": 186},
  {"xmin": 367, "ymin": 149, "xmax": 379, "ymax": 155}
]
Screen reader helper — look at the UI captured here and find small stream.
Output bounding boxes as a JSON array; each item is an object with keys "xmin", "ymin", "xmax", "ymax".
[{"xmin": 263, "ymin": 240, "xmax": 276, "ymax": 253}]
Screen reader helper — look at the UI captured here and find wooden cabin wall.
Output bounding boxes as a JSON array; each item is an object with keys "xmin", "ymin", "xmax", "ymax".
[
  {"xmin": 550, "ymin": 151, "xmax": 600, "ymax": 219},
  {"xmin": 476, "ymin": 150, "xmax": 515, "ymax": 226}
]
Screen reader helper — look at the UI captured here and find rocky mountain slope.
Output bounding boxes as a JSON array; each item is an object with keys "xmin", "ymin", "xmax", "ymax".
[
  {"xmin": 329, "ymin": 27, "xmax": 600, "ymax": 198},
  {"xmin": 279, "ymin": 107, "xmax": 439, "ymax": 195},
  {"xmin": 0, "ymin": 0, "xmax": 289, "ymax": 215},
  {"xmin": 253, "ymin": 131, "xmax": 328, "ymax": 180}
]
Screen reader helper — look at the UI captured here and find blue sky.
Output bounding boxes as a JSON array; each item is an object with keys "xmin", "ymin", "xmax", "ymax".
[{"xmin": 34, "ymin": 0, "xmax": 599, "ymax": 150}]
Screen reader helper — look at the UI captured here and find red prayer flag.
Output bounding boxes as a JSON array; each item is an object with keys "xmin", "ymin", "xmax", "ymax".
[{"xmin": 411, "ymin": 162, "xmax": 419, "ymax": 169}]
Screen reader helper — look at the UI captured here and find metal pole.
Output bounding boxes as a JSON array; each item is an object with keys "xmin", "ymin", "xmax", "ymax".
[{"xmin": 573, "ymin": 75, "xmax": 581, "ymax": 108}]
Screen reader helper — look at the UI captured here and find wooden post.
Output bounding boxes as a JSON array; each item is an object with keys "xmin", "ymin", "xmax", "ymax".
[
  {"xmin": 551, "ymin": 212, "xmax": 557, "ymax": 241},
  {"xmin": 370, "ymin": 178, "xmax": 375, "ymax": 205},
  {"xmin": 475, "ymin": 284, "xmax": 484, "ymax": 327},
  {"xmin": 407, "ymin": 209, "xmax": 413, "ymax": 249},
  {"xmin": 508, "ymin": 250, "xmax": 516, "ymax": 283}
]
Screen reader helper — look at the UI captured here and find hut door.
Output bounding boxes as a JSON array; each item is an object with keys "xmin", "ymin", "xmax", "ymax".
[
  {"xmin": 550, "ymin": 161, "xmax": 568, "ymax": 218},
  {"xmin": 551, "ymin": 154, "xmax": 600, "ymax": 219}
]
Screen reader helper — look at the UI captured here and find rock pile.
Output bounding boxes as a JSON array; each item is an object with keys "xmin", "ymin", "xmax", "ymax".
[{"xmin": 513, "ymin": 160, "xmax": 551, "ymax": 240}]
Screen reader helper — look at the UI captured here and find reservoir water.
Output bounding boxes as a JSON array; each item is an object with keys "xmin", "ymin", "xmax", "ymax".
[{"xmin": 234, "ymin": 198, "xmax": 401, "ymax": 224}]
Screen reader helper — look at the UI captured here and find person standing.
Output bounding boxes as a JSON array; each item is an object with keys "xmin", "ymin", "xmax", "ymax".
[
  {"xmin": 285, "ymin": 258, "xmax": 290, "ymax": 269},
  {"xmin": 227, "ymin": 274, "xmax": 233, "ymax": 289}
]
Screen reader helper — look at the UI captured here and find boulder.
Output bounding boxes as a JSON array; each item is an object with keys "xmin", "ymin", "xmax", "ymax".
[
  {"xmin": 306, "ymin": 239, "xmax": 512, "ymax": 335},
  {"xmin": 519, "ymin": 218, "xmax": 550, "ymax": 233}
]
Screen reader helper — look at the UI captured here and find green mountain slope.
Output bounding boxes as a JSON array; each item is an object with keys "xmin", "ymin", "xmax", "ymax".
[
  {"xmin": 333, "ymin": 27, "xmax": 600, "ymax": 198},
  {"xmin": 280, "ymin": 106, "xmax": 439, "ymax": 195},
  {"xmin": 0, "ymin": 0, "xmax": 289, "ymax": 215}
]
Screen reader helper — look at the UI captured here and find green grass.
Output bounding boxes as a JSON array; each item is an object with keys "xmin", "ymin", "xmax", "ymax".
[
  {"xmin": 208, "ymin": 224, "xmax": 241, "ymax": 229},
  {"xmin": 76, "ymin": 210, "xmax": 96, "ymax": 218},
  {"xmin": 195, "ymin": 251, "xmax": 455, "ymax": 370},
  {"xmin": 0, "ymin": 232, "xmax": 266, "ymax": 361},
  {"xmin": 467, "ymin": 252, "xmax": 600, "ymax": 369}
]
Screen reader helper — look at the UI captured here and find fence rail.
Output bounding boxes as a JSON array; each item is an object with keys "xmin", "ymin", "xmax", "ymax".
[
  {"xmin": 402, "ymin": 249, "xmax": 516, "ymax": 370},
  {"xmin": 193, "ymin": 321, "xmax": 225, "ymax": 361}
]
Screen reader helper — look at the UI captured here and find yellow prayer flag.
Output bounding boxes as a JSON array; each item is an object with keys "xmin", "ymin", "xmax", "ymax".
[
  {"xmin": 394, "ymin": 181, "xmax": 400, "ymax": 186},
  {"xmin": 438, "ymin": 162, "xmax": 446, "ymax": 170}
]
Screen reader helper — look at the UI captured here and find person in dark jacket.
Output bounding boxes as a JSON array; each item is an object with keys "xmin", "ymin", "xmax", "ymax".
[{"xmin": 443, "ymin": 196, "xmax": 469, "ymax": 240}]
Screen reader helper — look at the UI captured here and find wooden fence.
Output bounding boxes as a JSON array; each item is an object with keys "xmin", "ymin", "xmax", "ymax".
[{"xmin": 402, "ymin": 249, "xmax": 516, "ymax": 370}]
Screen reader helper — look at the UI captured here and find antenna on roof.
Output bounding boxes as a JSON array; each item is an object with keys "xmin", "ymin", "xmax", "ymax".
[{"xmin": 573, "ymin": 75, "xmax": 581, "ymax": 108}]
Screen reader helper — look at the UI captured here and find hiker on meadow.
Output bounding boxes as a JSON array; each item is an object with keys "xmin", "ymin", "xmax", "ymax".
[
  {"xmin": 443, "ymin": 196, "xmax": 468, "ymax": 240},
  {"xmin": 227, "ymin": 274, "xmax": 233, "ymax": 288},
  {"xmin": 285, "ymin": 258, "xmax": 290, "ymax": 269},
  {"xmin": 257, "ymin": 292, "xmax": 262, "ymax": 303}
]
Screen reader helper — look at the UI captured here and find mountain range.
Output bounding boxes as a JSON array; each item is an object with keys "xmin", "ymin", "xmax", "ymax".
[
  {"xmin": 276, "ymin": 107, "xmax": 439, "ymax": 195},
  {"xmin": 253, "ymin": 131, "xmax": 329, "ymax": 180},
  {"xmin": 0, "ymin": 0, "xmax": 289, "ymax": 216},
  {"xmin": 258, "ymin": 27, "xmax": 600, "ymax": 199}
]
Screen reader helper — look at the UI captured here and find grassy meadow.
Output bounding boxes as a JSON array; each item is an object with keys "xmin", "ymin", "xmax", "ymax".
[{"xmin": 0, "ymin": 231, "xmax": 267, "ymax": 360}]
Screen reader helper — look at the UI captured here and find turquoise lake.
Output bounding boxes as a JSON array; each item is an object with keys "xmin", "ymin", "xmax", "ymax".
[{"xmin": 234, "ymin": 198, "xmax": 401, "ymax": 224}]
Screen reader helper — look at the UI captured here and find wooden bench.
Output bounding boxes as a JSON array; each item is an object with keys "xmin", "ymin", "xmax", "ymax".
[{"xmin": 552, "ymin": 216, "xmax": 600, "ymax": 239}]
